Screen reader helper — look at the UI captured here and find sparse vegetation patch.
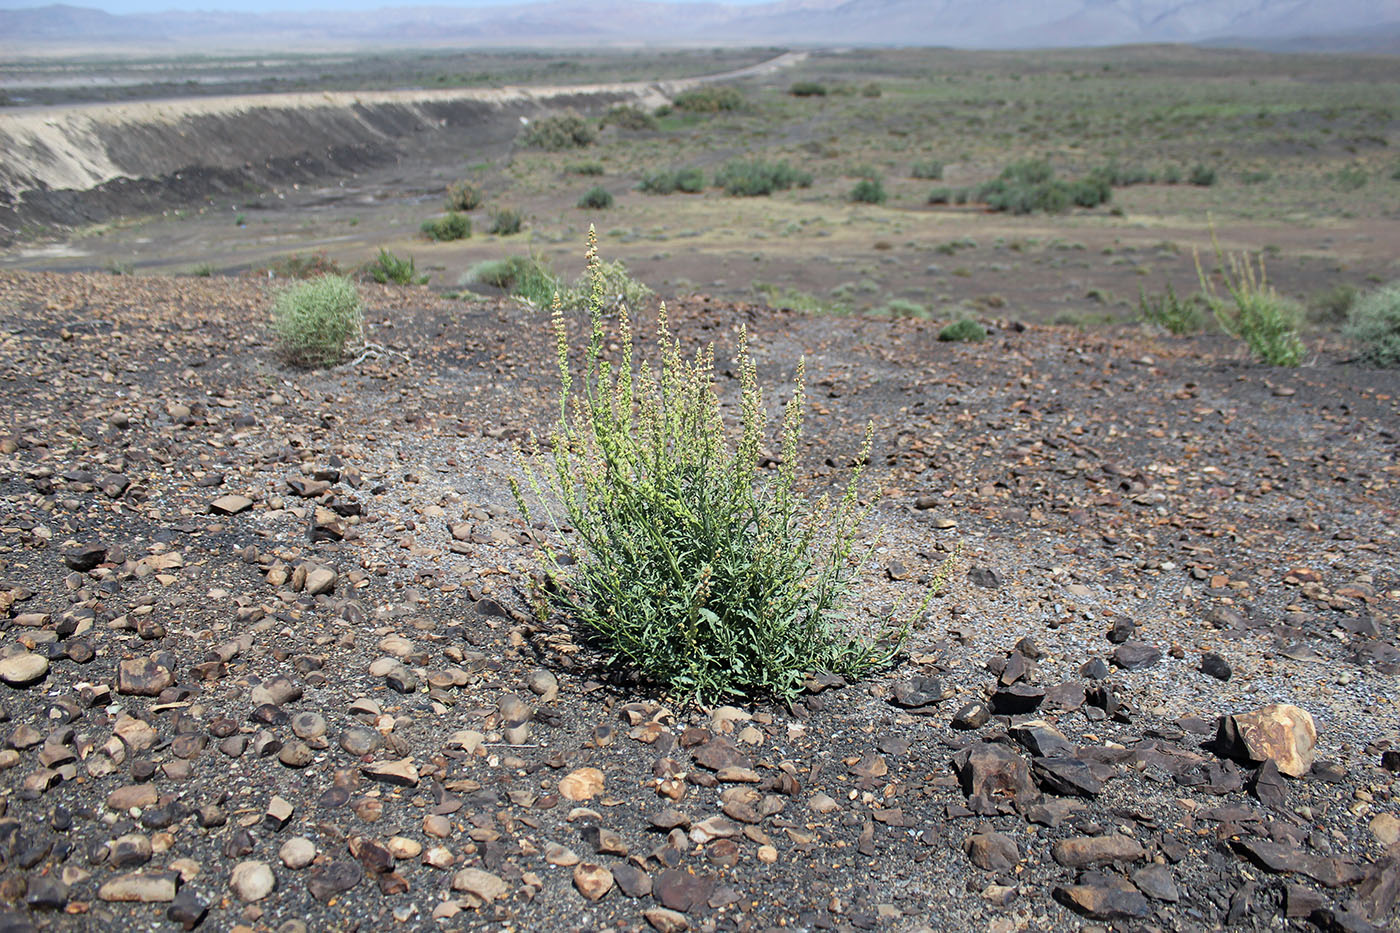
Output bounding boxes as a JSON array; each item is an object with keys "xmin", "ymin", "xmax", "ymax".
[
  {"xmin": 512, "ymin": 236, "xmax": 946, "ymax": 702},
  {"xmin": 715, "ymin": 159, "xmax": 813, "ymax": 197},
  {"xmin": 420, "ymin": 213, "xmax": 471, "ymax": 241},
  {"xmin": 1345, "ymin": 280, "xmax": 1400, "ymax": 367},
  {"xmin": 270, "ymin": 274, "xmax": 363, "ymax": 367},
  {"xmin": 522, "ymin": 110, "xmax": 597, "ymax": 151},
  {"xmin": 637, "ymin": 167, "xmax": 706, "ymax": 195},
  {"xmin": 672, "ymin": 86, "xmax": 744, "ymax": 113}
]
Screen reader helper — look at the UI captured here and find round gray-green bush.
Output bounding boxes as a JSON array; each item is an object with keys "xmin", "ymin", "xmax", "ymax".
[
  {"xmin": 1345, "ymin": 280, "xmax": 1400, "ymax": 367},
  {"xmin": 271, "ymin": 274, "xmax": 363, "ymax": 368}
]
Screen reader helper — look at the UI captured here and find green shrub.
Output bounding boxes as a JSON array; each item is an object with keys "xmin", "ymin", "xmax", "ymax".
[
  {"xmin": 1188, "ymin": 164, "xmax": 1217, "ymax": 186},
  {"xmin": 861, "ymin": 82, "xmax": 882, "ymax": 98},
  {"xmin": 1162, "ymin": 164, "xmax": 1183, "ymax": 185},
  {"xmin": 363, "ymin": 248, "xmax": 426, "ymax": 285},
  {"xmin": 577, "ymin": 186, "xmax": 614, "ymax": 209},
  {"xmin": 489, "ymin": 208, "xmax": 524, "ymax": 235},
  {"xmin": 937, "ymin": 318, "xmax": 987, "ymax": 342},
  {"xmin": 882, "ymin": 298, "xmax": 925, "ymax": 317},
  {"xmin": 1240, "ymin": 170, "xmax": 1272, "ymax": 185},
  {"xmin": 1094, "ymin": 161, "xmax": 1156, "ymax": 186},
  {"xmin": 754, "ymin": 282, "xmax": 848, "ymax": 315},
  {"xmin": 190, "ymin": 263, "xmax": 216, "ymax": 277},
  {"xmin": 1071, "ymin": 175, "xmax": 1113, "ymax": 208},
  {"xmin": 511, "ymin": 235, "xmax": 949, "ymax": 702},
  {"xmin": 566, "ymin": 161, "xmax": 605, "ymax": 176},
  {"xmin": 927, "ymin": 187, "xmax": 953, "ymax": 204},
  {"xmin": 1138, "ymin": 282, "xmax": 1207, "ymax": 334},
  {"xmin": 602, "ymin": 104, "xmax": 657, "ymax": 131},
  {"xmin": 1195, "ymin": 230, "xmax": 1304, "ymax": 366},
  {"xmin": 672, "ymin": 86, "xmax": 744, "ymax": 113},
  {"xmin": 468, "ymin": 255, "xmax": 560, "ymax": 306},
  {"xmin": 911, "ymin": 160, "xmax": 944, "ymax": 180},
  {"xmin": 638, "ymin": 167, "xmax": 706, "ymax": 195},
  {"xmin": 262, "ymin": 251, "xmax": 343, "ymax": 279},
  {"xmin": 1344, "ymin": 281, "xmax": 1400, "ymax": 366},
  {"xmin": 714, "ymin": 159, "xmax": 813, "ymax": 197},
  {"xmin": 421, "ymin": 213, "xmax": 471, "ymax": 241},
  {"xmin": 971, "ymin": 160, "xmax": 1114, "ymax": 214},
  {"xmin": 445, "ymin": 180, "xmax": 483, "ymax": 212},
  {"xmin": 1334, "ymin": 165, "xmax": 1367, "ymax": 191},
  {"xmin": 270, "ymin": 274, "xmax": 363, "ymax": 368},
  {"xmin": 790, "ymin": 81, "xmax": 827, "ymax": 97},
  {"xmin": 1308, "ymin": 283, "xmax": 1357, "ymax": 325},
  {"xmin": 850, "ymin": 177, "xmax": 887, "ymax": 204},
  {"xmin": 522, "ymin": 110, "xmax": 597, "ymax": 151}
]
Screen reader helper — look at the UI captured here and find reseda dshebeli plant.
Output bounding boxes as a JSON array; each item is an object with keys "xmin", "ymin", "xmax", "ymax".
[{"xmin": 512, "ymin": 232, "xmax": 953, "ymax": 703}]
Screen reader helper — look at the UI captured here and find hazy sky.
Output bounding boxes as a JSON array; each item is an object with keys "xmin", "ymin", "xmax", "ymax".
[{"xmin": 0, "ymin": 0, "xmax": 778, "ymax": 10}]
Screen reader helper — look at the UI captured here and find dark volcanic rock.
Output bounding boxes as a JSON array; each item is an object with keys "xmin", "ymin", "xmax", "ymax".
[
  {"xmin": 308, "ymin": 861, "xmax": 363, "ymax": 902},
  {"xmin": 1201, "ymin": 651, "xmax": 1233, "ymax": 680},
  {"xmin": 1231, "ymin": 839, "xmax": 1364, "ymax": 888},
  {"xmin": 653, "ymin": 868, "xmax": 716, "ymax": 913},
  {"xmin": 951, "ymin": 701, "xmax": 991, "ymax": 730},
  {"xmin": 963, "ymin": 832, "xmax": 1019, "ymax": 872},
  {"xmin": 953, "ymin": 743, "xmax": 1037, "ymax": 801},
  {"xmin": 1032, "ymin": 757, "xmax": 1104, "ymax": 797},
  {"xmin": 1054, "ymin": 879, "xmax": 1150, "ymax": 920},
  {"xmin": 990, "ymin": 684, "xmax": 1045, "ymax": 715},
  {"xmin": 1112, "ymin": 641, "xmax": 1162, "ymax": 670},
  {"xmin": 1009, "ymin": 720, "xmax": 1076, "ymax": 758},
  {"xmin": 890, "ymin": 675, "xmax": 943, "ymax": 709}
]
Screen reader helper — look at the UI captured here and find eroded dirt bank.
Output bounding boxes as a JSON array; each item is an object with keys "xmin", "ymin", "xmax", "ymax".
[{"xmin": 0, "ymin": 51, "xmax": 804, "ymax": 241}]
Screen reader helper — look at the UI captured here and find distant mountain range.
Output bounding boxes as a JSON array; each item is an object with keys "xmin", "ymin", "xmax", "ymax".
[{"xmin": 3, "ymin": 0, "xmax": 1400, "ymax": 50}]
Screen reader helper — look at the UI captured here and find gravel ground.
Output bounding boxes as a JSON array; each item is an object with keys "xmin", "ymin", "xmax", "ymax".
[{"xmin": 0, "ymin": 270, "xmax": 1397, "ymax": 933}]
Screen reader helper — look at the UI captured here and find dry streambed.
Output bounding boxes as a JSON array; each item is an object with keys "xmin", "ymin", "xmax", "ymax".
[{"xmin": 0, "ymin": 271, "xmax": 1397, "ymax": 932}]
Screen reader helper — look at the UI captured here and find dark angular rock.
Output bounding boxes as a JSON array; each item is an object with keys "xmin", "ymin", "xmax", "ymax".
[
  {"xmin": 990, "ymin": 684, "xmax": 1044, "ymax": 715},
  {"xmin": 1201, "ymin": 652, "xmax": 1232, "ymax": 680},
  {"xmin": 62, "ymin": 544, "xmax": 107, "ymax": 571},
  {"xmin": 967, "ymin": 566, "xmax": 1002, "ymax": 589},
  {"xmin": 963, "ymin": 832, "xmax": 1019, "ymax": 872},
  {"xmin": 1054, "ymin": 880, "xmax": 1150, "ymax": 920},
  {"xmin": 1032, "ymin": 757, "xmax": 1103, "ymax": 797},
  {"xmin": 951, "ymin": 701, "xmax": 991, "ymax": 730},
  {"xmin": 1014, "ymin": 636, "xmax": 1043, "ymax": 659},
  {"xmin": 1042, "ymin": 682, "xmax": 1086, "ymax": 712},
  {"xmin": 166, "ymin": 888, "xmax": 208, "ymax": 930},
  {"xmin": 613, "ymin": 864, "xmax": 652, "ymax": 898},
  {"xmin": 692, "ymin": 737, "xmax": 750, "ymax": 772},
  {"xmin": 653, "ymin": 868, "xmax": 716, "ymax": 913},
  {"xmin": 890, "ymin": 675, "xmax": 943, "ymax": 709},
  {"xmin": 1106, "ymin": 616, "xmax": 1136, "ymax": 644},
  {"xmin": 24, "ymin": 876, "xmax": 68, "ymax": 910},
  {"xmin": 1009, "ymin": 721, "xmax": 1076, "ymax": 758},
  {"xmin": 1079, "ymin": 657, "xmax": 1111, "ymax": 680},
  {"xmin": 1231, "ymin": 839, "xmax": 1364, "ymax": 888},
  {"xmin": 308, "ymin": 861, "xmax": 363, "ymax": 902},
  {"xmin": 952, "ymin": 743, "xmax": 1037, "ymax": 801},
  {"xmin": 1112, "ymin": 641, "xmax": 1162, "ymax": 671},
  {"xmin": 1249, "ymin": 759, "xmax": 1289, "ymax": 809},
  {"xmin": 1132, "ymin": 864, "xmax": 1180, "ymax": 902}
]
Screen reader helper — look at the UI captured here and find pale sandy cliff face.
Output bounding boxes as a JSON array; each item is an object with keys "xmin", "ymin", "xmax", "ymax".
[{"xmin": 0, "ymin": 52, "xmax": 804, "ymax": 238}]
